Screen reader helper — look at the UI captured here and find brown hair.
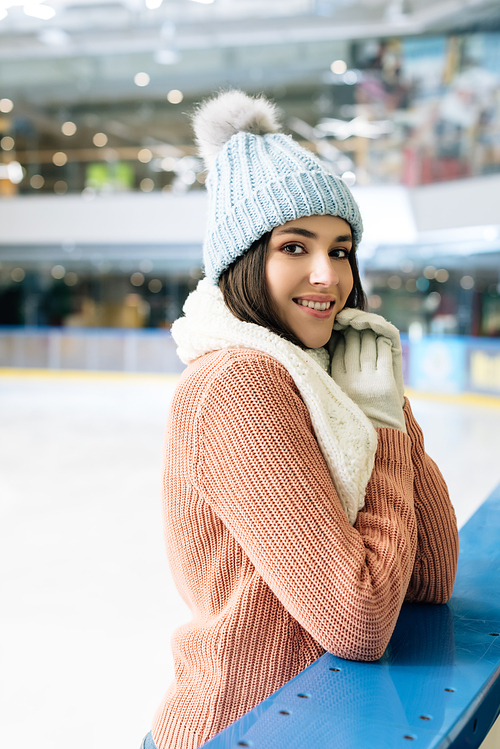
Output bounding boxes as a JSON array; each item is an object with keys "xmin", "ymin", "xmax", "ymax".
[{"xmin": 218, "ymin": 229, "xmax": 366, "ymax": 349}]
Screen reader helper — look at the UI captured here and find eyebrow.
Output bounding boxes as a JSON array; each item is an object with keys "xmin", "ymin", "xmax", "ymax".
[{"xmin": 274, "ymin": 227, "xmax": 353, "ymax": 243}]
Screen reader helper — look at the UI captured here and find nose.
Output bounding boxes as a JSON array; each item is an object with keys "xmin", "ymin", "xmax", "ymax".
[{"xmin": 309, "ymin": 251, "xmax": 339, "ymax": 287}]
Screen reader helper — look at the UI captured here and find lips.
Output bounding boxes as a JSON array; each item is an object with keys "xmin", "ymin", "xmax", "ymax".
[
  {"xmin": 294, "ymin": 298, "xmax": 333, "ymax": 311},
  {"xmin": 293, "ymin": 297, "xmax": 335, "ymax": 319}
]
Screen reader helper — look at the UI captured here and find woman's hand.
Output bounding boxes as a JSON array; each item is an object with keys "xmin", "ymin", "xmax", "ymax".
[
  {"xmin": 332, "ymin": 308, "xmax": 405, "ymax": 408},
  {"xmin": 330, "ymin": 325, "xmax": 407, "ymax": 432}
]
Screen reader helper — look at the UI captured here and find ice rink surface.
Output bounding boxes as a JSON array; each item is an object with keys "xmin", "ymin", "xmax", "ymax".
[{"xmin": 1, "ymin": 371, "xmax": 500, "ymax": 749}]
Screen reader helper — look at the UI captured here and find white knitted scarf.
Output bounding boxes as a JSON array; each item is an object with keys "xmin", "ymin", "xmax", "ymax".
[{"xmin": 171, "ymin": 279, "xmax": 378, "ymax": 526}]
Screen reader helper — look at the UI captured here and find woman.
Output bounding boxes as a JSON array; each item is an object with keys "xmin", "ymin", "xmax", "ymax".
[{"xmin": 142, "ymin": 91, "xmax": 459, "ymax": 749}]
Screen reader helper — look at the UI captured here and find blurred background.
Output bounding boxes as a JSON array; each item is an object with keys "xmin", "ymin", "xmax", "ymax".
[
  {"xmin": 0, "ymin": 0, "xmax": 499, "ymax": 390},
  {"xmin": 1, "ymin": 2, "xmax": 500, "ymax": 748}
]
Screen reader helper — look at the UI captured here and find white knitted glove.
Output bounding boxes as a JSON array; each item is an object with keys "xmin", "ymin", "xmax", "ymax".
[
  {"xmin": 332, "ymin": 308, "xmax": 405, "ymax": 407},
  {"xmin": 330, "ymin": 326, "xmax": 407, "ymax": 433}
]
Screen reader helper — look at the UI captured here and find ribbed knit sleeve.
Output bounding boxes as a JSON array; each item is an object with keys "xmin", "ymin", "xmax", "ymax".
[
  {"xmin": 196, "ymin": 351, "xmax": 417, "ymax": 662},
  {"xmin": 402, "ymin": 399, "xmax": 459, "ymax": 604}
]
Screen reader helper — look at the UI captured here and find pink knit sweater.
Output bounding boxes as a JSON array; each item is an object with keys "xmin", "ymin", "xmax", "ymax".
[{"xmin": 152, "ymin": 348, "xmax": 459, "ymax": 749}]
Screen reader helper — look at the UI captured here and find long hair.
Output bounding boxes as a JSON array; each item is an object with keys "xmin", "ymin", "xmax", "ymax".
[{"xmin": 218, "ymin": 229, "xmax": 366, "ymax": 349}]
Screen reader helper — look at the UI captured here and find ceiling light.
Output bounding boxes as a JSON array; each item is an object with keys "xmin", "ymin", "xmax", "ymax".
[
  {"xmin": 30, "ymin": 174, "xmax": 44, "ymax": 189},
  {"xmin": 130, "ymin": 272, "xmax": 145, "ymax": 286},
  {"xmin": 343, "ymin": 70, "xmax": 358, "ymax": 85},
  {"xmin": 24, "ymin": 3, "xmax": 56, "ymax": 19},
  {"xmin": 0, "ymin": 9, "xmax": 8, "ymax": 20},
  {"xmin": 189, "ymin": 0, "xmax": 214, "ymax": 4},
  {"xmin": 11, "ymin": 268, "xmax": 25, "ymax": 282},
  {"xmin": 64, "ymin": 272, "xmax": 78, "ymax": 286},
  {"xmin": 7, "ymin": 161, "xmax": 23, "ymax": 184},
  {"xmin": 331, "ymin": 60, "xmax": 347, "ymax": 75},
  {"xmin": 0, "ymin": 98, "xmax": 13, "ymax": 113},
  {"xmin": 134, "ymin": 72, "xmax": 150, "ymax": 87},
  {"xmin": 181, "ymin": 170, "xmax": 196, "ymax": 185},
  {"xmin": 341, "ymin": 171, "xmax": 356, "ymax": 186},
  {"xmin": 154, "ymin": 49, "xmax": 179, "ymax": 65},
  {"xmin": 146, "ymin": 0, "xmax": 162, "ymax": 7},
  {"xmin": 52, "ymin": 151, "xmax": 68, "ymax": 166},
  {"xmin": 93, "ymin": 132, "xmax": 108, "ymax": 147},
  {"xmin": 1, "ymin": 136, "xmax": 15, "ymax": 151},
  {"xmin": 138, "ymin": 148, "xmax": 152, "ymax": 163},
  {"xmin": 38, "ymin": 28, "xmax": 70, "ymax": 46},
  {"xmin": 51, "ymin": 265, "xmax": 65, "ymax": 279},
  {"xmin": 167, "ymin": 89, "xmax": 183, "ymax": 104},
  {"xmin": 161, "ymin": 156, "xmax": 176, "ymax": 171},
  {"xmin": 61, "ymin": 121, "xmax": 76, "ymax": 136}
]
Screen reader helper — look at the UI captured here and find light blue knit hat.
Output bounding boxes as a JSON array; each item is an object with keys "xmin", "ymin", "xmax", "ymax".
[{"xmin": 192, "ymin": 90, "xmax": 363, "ymax": 285}]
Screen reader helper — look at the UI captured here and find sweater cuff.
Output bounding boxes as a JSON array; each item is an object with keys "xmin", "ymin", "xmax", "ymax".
[{"xmin": 375, "ymin": 426, "xmax": 412, "ymax": 466}]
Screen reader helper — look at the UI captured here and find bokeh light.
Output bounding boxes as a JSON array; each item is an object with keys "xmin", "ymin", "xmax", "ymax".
[
  {"xmin": 387, "ymin": 275, "xmax": 402, "ymax": 289},
  {"xmin": 1, "ymin": 136, "xmax": 15, "ymax": 151},
  {"xmin": 138, "ymin": 148, "xmax": 153, "ymax": 163},
  {"xmin": 341, "ymin": 171, "xmax": 356, "ymax": 186},
  {"xmin": 139, "ymin": 259, "xmax": 153, "ymax": 273},
  {"xmin": 130, "ymin": 272, "xmax": 145, "ymax": 286},
  {"xmin": 52, "ymin": 152, "xmax": 68, "ymax": 166},
  {"xmin": 64, "ymin": 272, "xmax": 78, "ymax": 286},
  {"xmin": 93, "ymin": 132, "xmax": 108, "ymax": 147},
  {"xmin": 161, "ymin": 156, "xmax": 176, "ymax": 171},
  {"xmin": 167, "ymin": 89, "xmax": 183, "ymax": 104},
  {"xmin": 30, "ymin": 174, "xmax": 44, "ymax": 189},
  {"xmin": 62, "ymin": 121, "xmax": 77, "ymax": 136},
  {"xmin": 134, "ymin": 72, "xmax": 150, "ymax": 87},
  {"xmin": 368, "ymin": 294, "xmax": 382, "ymax": 309},
  {"xmin": 51, "ymin": 265, "xmax": 65, "ymax": 279},
  {"xmin": 436, "ymin": 269, "xmax": 450, "ymax": 283},
  {"xmin": 331, "ymin": 60, "xmax": 347, "ymax": 74},
  {"xmin": 0, "ymin": 98, "xmax": 14, "ymax": 113},
  {"xmin": 11, "ymin": 268, "xmax": 25, "ymax": 282},
  {"xmin": 148, "ymin": 279, "xmax": 162, "ymax": 293}
]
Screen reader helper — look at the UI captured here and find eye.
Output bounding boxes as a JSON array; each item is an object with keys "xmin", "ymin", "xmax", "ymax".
[
  {"xmin": 330, "ymin": 248, "xmax": 350, "ymax": 259},
  {"xmin": 282, "ymin": 243, "xmax": 305, "ymax": 255}
]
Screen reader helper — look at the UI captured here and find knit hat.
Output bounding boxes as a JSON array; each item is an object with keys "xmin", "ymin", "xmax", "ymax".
[{"xmin": 192, "ymin": 90, "xmax": 363, "ymax": 285}]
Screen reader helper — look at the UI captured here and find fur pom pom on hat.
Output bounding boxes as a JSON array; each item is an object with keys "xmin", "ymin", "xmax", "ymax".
[
  {"xmin": 193, "ymin": 90, "xmax": 281, "ymax": 172},
  {"xmin": 192, "ymin": 90, "xmax": 363, "ymax": 285}
]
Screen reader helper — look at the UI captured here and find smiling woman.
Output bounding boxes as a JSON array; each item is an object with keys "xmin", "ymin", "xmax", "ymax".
[
  {"xmin": 219, "ymin": 217, "xmax": 365, "ymax": 349},
  {"xmin": 265, "ymin": 215, "xmax": 354, "ymax": 349},
  {"xmin": 140, "ymin": 91, "xmax": 459, "ymax": 749}
]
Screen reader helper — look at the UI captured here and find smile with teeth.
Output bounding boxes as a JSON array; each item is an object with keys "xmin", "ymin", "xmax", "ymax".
[{"xmin": 294, "ymin": 299, "xmax": 333, "ymax": 311}]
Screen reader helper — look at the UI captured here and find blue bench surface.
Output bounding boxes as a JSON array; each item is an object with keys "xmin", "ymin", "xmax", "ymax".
[{"xmin": 202, "ymin": 483, "xmax": 500, "ymax": 749}]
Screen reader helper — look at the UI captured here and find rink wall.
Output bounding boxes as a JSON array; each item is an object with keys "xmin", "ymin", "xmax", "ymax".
[{"xmin": 0, "ymin": 327, "xmax": 499, "ymax": 397}]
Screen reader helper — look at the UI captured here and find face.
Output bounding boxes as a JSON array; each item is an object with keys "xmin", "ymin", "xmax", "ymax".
[{"xmin": 265, "ymin": 215, "xmax": 354, "ymax": 349}]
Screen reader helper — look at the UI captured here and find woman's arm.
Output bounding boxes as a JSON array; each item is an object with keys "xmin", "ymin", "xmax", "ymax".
[
  {"xmin": 194, "ymin": 351, "xmax": 417, "ymax": 662},
  {"xmin": 402, "ymin": 399, "xmax": 459, "ymax": 604}
]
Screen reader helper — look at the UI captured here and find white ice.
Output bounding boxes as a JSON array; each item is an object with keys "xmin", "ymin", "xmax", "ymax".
[{"xmin": 1, "ymin": 373, "xmax": 499, "ymax": 749}]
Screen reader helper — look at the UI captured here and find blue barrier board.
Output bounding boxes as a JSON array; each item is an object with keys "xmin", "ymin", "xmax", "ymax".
[{"xmin": 202, "ymin": 484, "xmax": 500, "ymax": 749}]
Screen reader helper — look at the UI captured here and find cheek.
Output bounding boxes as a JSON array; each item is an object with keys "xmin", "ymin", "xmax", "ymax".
[
  {"xmin": 341, "ymin": 264, "xmax": 354, "ymax": 303},
  {"xmin": 264, "ymin": 256, "xmax": 278, "ymax": 303},
  {"xmin": 265, "ymin": 254, "xmax": 291, "ymax": 305}
]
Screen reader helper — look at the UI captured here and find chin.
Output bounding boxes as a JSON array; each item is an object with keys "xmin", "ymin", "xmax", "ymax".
[{"xmin": 297, "ymin": 331, "xmax": 332, "ymax": 349}]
